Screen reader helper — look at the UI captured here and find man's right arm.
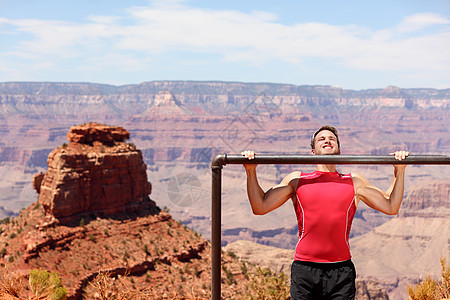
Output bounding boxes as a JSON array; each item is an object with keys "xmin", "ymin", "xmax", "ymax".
[{"xmin": 243, "ymin": 151, "xmax": 298, "ymax": 215}]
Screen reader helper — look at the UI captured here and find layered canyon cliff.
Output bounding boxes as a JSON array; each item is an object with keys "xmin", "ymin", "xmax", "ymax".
[{"xmin": 0, "ymin": 81, "xmax": 449, "ymax": 299}]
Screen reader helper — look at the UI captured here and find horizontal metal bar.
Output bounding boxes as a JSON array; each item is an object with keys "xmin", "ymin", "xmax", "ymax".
[{"xmin": 211, "ymin": 154, "xmax": 450, "ymax": 167}]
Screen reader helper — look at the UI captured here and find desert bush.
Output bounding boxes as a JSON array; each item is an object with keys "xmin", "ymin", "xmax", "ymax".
[
  {"xmin": 29, "ymin": 269, "xmax": 67, "ymax": 300},
  {"xmin": 0, "ymin": 268, "xmax": 67, "ymax": 300},
  {"xmin": 243, "ymin": 267, "xmax": 290, "ymax": 300},
  {"xmin": 88, "ymin": 272, "xmax": 150, "ymax": 300},
  {"xmin": 0, "ymin": 266, "xmax": 22, "ymax": 298},
  {"xmin": 222, "ymin": 265, "xmax": 236, "ymax": 285},
  {"xmin": 227, "ymin": 250, "xmax": 238, "ymax": 259},
  {"xmin": 407, "ymin": 257, "xmax": 450, "ymax": 300},
  {"xmin": 0, "ymin": 217, "xmax": 10, "ymax": 225}
]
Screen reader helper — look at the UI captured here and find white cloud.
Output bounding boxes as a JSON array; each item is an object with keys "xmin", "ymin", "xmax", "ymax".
[
  {"xmin": 0, "ymin": 2, "xmax": 449, "ymax": 85},
  {"xmin": 396, "ymin": 12, "xmax": 450, "ymax": 33}
]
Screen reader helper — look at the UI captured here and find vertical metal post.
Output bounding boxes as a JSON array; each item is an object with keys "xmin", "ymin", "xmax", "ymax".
[{"xmin": 211, "ymin": 165, "xmax": 222, "ymax": 300}]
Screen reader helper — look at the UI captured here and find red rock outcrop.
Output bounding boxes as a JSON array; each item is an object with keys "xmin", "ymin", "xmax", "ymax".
[
  {"xmin": 66, "ymin": 123, "xmax": 130, "ymax": 144},
  {"xmin": 32, "ymin": 172, "xmax": 45, "ymax": 194},
  {"xmin": 34, "ymin": 123, "xmax": 153, "ymax": 224}
]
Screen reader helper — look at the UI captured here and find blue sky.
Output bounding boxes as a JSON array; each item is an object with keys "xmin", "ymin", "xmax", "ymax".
[{"xmin": 0, "ymin": 0, "xmax": 449, "ymax": 90}]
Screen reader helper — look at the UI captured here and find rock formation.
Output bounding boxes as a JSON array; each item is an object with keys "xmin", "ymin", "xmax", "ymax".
[
  {"xmin": 400, "ymin": 179, "xmax": 449, "ymax": 218},
  {"xmin": 33, "ymin": 123, "xmax": 153, "ymax": 224},
  {"xmin": 66, "ymin": 123, "xmax": 130, "ymax": 144},
  {"xmin": 356, "ymin": 280, "xmax": 389, "ymax": 300}
]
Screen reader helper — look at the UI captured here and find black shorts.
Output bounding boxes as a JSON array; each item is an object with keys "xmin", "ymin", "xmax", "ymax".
[{"xmin": 290, "ymin": 260, "xmax": 356, "ymax": 300}]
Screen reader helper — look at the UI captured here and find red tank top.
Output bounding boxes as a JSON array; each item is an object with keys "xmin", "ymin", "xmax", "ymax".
[{"xmin": 293, "ymin": 170, "xmax": 356, "ymax": 262}]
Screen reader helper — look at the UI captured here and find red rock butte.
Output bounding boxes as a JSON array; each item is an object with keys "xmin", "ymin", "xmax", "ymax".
[
  {"xmin": 67, "ymin": 122, "xmax": 130, "ymax": 144},
  {"xmin": 33, "ymin": 123, "xmax": 154, "ymax": 225}
]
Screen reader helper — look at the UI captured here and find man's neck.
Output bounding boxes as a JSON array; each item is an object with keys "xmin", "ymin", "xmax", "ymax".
[{"xmin": 316, "ymin": 164, "xmax": 337, "ymax": 172}]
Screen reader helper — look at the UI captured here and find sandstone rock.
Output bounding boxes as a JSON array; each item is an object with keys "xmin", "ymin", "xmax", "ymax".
[
  {"xmin": 223, "ymin": 239, "xmax": 293, "ymax": 275},
  {"xmin": 32, "ymin": 172, "xmax": 45, "ymax": 194},
  {"xmin": 400, "ymin": 179, "xmax": 450, "ymax": 218},
  {"xmin": 66, "ymin": 122, "xmax": 129, "ymax": 144},
  {"xmin": 35, "ymin": 123, "xmax": 153, "ymax": 224},
  {"xmin": 356, "ymin": 279, "xmax": 389, "ymax": 300}
]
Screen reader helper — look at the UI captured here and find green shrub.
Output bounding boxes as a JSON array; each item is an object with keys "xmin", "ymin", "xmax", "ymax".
[
  {"xmin": 0, "ymin": 217, "xmax": 10, "ymax": 225},
  {"xmin": 143, "ymin": 244, "xmax": 150, "ymax": 255},
  {"xmin": 33, "ymin": 202, "xmax": 41, "ymax": 210},
  {"xmin": 88, "ymin": 234, "xmax": 97, "ymax": 243},
  {"xmin": 227, "ymin": 250, "xmax": 238, "ymax": 259},
  {"xmin": 29, "ymin": 269, "xmax": 67, "ymax": 300},
  {"xmin": 222, "ymin": 265, "xmax": 236, "ymax": 285}
]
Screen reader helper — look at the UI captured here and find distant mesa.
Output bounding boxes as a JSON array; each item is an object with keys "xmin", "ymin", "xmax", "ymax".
[
  {"xmin": 33, "ymin": 122, "xmax": 156, "ymax": 225},
  {"xmin": 153, "ymin": 90, "xmax": 180, "ymax": 106}
]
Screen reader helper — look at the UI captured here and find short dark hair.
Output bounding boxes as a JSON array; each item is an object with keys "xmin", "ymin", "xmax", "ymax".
[{"xmin": 310, "ymin": 125, "xmax": 340, "ymax": 149}]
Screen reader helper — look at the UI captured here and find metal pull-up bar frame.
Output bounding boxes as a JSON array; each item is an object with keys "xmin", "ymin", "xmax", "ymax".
[{"xmin": 210, "ymin": 154, "xmax": 450, "ymax": 300}]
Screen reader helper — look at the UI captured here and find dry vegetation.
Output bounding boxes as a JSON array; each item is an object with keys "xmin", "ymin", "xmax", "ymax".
[
  {"xmin": 0, "ymin": 257, "xmax": 290, "ymax": 300},
  {"xmin": 407, "ymin": 257, "xmax": 450, "ymax": 300},
  {"xmin": 0, "ymin": 268, "xmax": 67, "ymax": 300}
]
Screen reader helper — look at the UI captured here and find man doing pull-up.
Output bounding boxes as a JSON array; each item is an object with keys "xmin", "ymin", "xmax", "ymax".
[{"xmin": 242, "ymin": 125, "xmax": 409, "ymax": 300}]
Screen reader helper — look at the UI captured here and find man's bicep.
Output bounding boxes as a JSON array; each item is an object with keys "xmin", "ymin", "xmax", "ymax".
[
  {"xmin": 258, "ymin": 171, "xmax": 299, "ymax": 209},
  {"xmin": 258, "ymin": 184, "xmax": 296, "ymax": 213},
  {"xmin": 357, "ymin": 185, "xmax": 393, "ymax": 214},
  {"xmin": 266, "ymin": 182, "xmax": 296, "ymax": 199},
  {"xmin": 353, "ymin": 173, "xmax": 391, "ymax": 213}
]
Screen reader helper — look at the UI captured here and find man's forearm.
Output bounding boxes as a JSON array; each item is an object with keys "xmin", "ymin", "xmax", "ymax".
[
  {"xmin": 246, "ymin": 169, "xmax": 265, "ymax": 213},
  {"xmin": 386, "ymin": 168, "xmax": 406, "ymax": 214}
]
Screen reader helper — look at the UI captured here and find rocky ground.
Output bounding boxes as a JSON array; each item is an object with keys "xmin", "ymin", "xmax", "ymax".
[{"xmin": 0, "ymin": 201, "xmax": 259, "ymax": 299}]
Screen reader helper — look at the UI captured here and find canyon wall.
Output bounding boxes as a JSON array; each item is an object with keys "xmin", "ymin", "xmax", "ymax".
[{"xmin": 0, "ymin": 81, "xmax": 448, "ymax": 237}]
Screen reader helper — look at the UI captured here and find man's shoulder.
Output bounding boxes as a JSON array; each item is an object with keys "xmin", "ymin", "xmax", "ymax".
[
  {"xmin": 350, "ymin": 172, "xmax": 370, "ymax": 188},
  {"xmin": 350, "ymin": 172, "xmax": 365, "ymax": 180},
  {"xmin": 287, "ymin": 171, "xmax": 302, "ymax": 178},
  {"xmin": 281, "ymin": 171, "xmax": 301, "ymax": 185}
]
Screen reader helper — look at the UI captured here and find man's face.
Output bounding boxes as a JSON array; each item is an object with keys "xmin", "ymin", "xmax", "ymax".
[{"xmin": 311, "ymin": 130, "xmax": 340, "ymax": 155}]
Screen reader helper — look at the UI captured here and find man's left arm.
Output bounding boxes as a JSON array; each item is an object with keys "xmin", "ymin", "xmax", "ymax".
[{"xmin": 353, "ymin": 151, "xmax": 409, "ymax": 215}]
